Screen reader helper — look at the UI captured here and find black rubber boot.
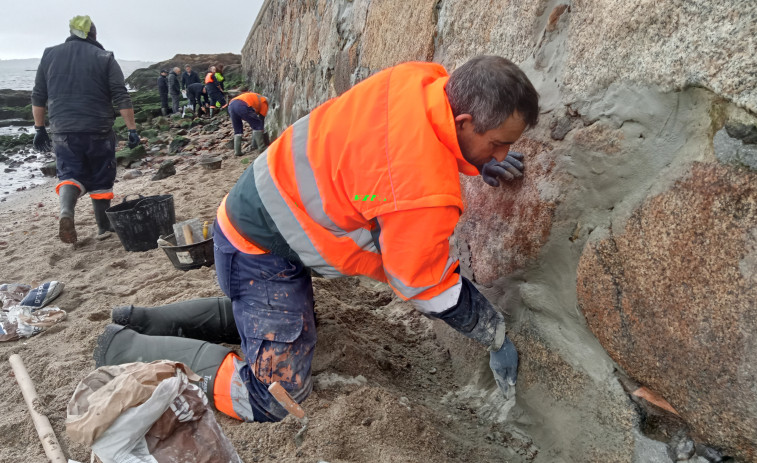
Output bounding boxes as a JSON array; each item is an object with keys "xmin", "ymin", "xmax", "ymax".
[
  {"xmin": 112, "ymin": 297, "xmax": 240, "ymax": 344},
  {"xmin": 94, "ymin": 324, "xmax": 232, "ymax": 406},
  {"xmin": 91, "ymin": 198, "xmax": 114, "ymax": 238},
  {"xmin": 58, "ymin": 184, "xmax": 80, "ymax": 244}
]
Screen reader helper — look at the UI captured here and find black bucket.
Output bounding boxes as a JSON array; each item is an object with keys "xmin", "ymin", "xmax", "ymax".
[
  {"xmin": 159, "ymin": 233, "xmax": 215, "ymax": 271},
  {"xmin": 106, "ymin": 195, "xmax": 176, "ymax": 252}
]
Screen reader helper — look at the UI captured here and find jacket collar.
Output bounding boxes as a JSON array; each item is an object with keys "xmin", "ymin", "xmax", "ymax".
[
  {"xmin": 424, "ymin": 76, "xmax": 479, "ymax": 176},
  {"xmin": 65, "ymin": 34, "xmax": 105, "ymax": 50}
]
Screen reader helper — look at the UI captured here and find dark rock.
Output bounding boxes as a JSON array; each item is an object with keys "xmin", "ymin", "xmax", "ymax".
[
  {"xmin": 151, "ymin": 161, "xmax": 176, "ymax": 180},
  {"xmin": 4, "ymin": 168, "xmax": 16, "ymax": 173},
  {"xmin": 133, "ymin": 109, "xmax": 153, "ymax": 123},
  {"xmin": 695, "ymin": 443, "xmax": 726, "ymax": 462},
  {"xmin": 115, "ymin": 144, "xmax": 148, "ymax": 167},
  {"xmin": 668, "ymin": 431, "xmax": 696, "ymax": 461},
  {"xmin": 0, "ymin": 89, "xmax": 32, "ymax": 107},
  {"xmin": 724, "ymin": 121, "xmax": 757, "ymax": 145},
  {"xmin": 578, "ymin": 163, "xmax": 757, "ymax": 461},
  {"xmin": 169, "ymin": 136, "xmax": 190, "ymax": 154},
  {"xmin": 550, "ymin": 115, "xmax": 573, "ymax": 140},
  {"xmin": 40, "ymin": 162, "xmax": 57, "ymax": 177},
  {"xmin": 203, "ymin": 122, "xmax": 220, "ymax": 133},
  {"xmin": 140, "ymin": 129, "xmax": 158, "ymax": 139}
]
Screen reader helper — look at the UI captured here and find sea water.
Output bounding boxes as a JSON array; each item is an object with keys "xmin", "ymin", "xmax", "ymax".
[{"xmin": 0, "ymin": 59, "xmax": 49, "ymax": 197}]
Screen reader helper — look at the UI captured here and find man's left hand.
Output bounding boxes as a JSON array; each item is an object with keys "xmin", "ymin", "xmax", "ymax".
[
  {"xmin": 489, "ymin": 335, "xmax": 518, "ymax": 398},
  {"xmin": 128, "ymin": 129, "xmax": 140, "ymax": 149},
  {"xmin": 481, "ymin": 152, "xmax": 525, "ymax": 187}
]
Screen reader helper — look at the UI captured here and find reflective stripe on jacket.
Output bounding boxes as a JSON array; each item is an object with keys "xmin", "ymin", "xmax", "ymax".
[
  {"xmin": 220, "ymin": 62, "xmax": 479, "ymax": 309},
  {"xmin": 232, "ymin": 92, "xmax": 269, "ymax": 117}
]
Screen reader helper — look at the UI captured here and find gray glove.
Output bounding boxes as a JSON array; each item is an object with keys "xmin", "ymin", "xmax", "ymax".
[
  {"xmin": 489, "ymin": 335, "xmax": 518, "ymax": 398},
  {"xmin": 481, "ymin": 152, "xmax": 525, "ymax": 187}
]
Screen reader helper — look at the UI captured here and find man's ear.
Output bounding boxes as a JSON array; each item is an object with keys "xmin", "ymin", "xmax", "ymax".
[{"xmin": 454, "ymin": 114, "xmax": 473, "ymax": 130}]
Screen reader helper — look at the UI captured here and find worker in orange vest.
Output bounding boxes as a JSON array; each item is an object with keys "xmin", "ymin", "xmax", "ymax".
[
  {"xmin": 204, "ymin": 64, "xmax": 226, "ymax": 116},
  {"xmin": 95, "ymin": 56, "xmax": 539, "ymax": 423},
  {"xmin": 228, "ymin": 92, "xmax": 269, "ymax": 156}
]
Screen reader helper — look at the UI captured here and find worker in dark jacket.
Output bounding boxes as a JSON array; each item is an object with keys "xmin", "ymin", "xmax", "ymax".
[
  {"xmin": 157, "ymin": 69, "xmax": 169, "ymax": 116},
  {"xmin": 31, "ymin": 15, "xmax": 140, "ymax": 243},
  {"xmin": 168, "ymin": 67, "xmax": 182, "ymax": 114},
  {"xmin": 181, "ymin": 65, "xmax": 200, "ymax": 91},
  {"xmin": 186, "ymin": 82, "xmax": 210, "ymax": 117}
]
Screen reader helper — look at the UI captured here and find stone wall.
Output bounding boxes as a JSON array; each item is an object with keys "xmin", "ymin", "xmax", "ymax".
[{"xmin": 242, "ymin": 1, "xmax": 757, "ymax": 460}]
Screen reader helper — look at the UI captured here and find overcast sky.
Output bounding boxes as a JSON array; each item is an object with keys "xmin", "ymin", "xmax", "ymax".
[{"xmin": 0, "ymin": 0, "xmax": 265, "ymax": 62}]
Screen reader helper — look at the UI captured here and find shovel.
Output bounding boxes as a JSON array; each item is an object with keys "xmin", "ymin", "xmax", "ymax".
[{"xmin": 268, "ymin": 381, "xmax": 308, "ymax": 446}]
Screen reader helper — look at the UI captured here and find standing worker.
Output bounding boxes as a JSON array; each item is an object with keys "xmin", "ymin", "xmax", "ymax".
[
  {"xmin": 168, "ymin": 67, "xmax": 182, "ymax": 115},
  {"xmin": 204, "ymin": 64, "xmax": 226, "ymax": 116},
  {"xmin": 95, "ymin": 56, "xmax": 538, "ymax": 422},
  {"xmin": 32, "ymin": 15, "xmax": 140, "ymax": 243},
  {"xmin": 228, "ymin": 92, "xmax": 269, "ymax": 156},
  {"xmin": 157, "ymin": 69, "xmax": 169, "ymax": 116},
  {"xmin": 181, "ymin": 64, "xmax": 200, "ymax": 92},
  {"xmin": 186, "ymin": 82, "xmax": 210, "ymax": 118},
  {"xmin": 181, "ymin": 64, "xmax": 200, "ymax": 110}
]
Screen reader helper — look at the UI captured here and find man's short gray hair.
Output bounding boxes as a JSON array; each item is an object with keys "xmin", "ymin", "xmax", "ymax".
[{"xmin": 445, "ymin": 56, "xmax": 539, "ymax": 133}]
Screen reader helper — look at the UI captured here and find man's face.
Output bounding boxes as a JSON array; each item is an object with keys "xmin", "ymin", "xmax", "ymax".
[
  {"xmin": 455, "ymin": 112, "xmax": 527, "ymax": 172},
  {"xmin": 186, "ymin": 67, "xmax": 191, "ymax": 73}
]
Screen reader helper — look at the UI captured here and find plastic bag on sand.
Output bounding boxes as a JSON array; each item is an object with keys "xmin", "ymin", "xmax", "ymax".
[
  {"xmin": 0, "ymin": 281, "xmax": 67, "ymax": 341},
  {"xmin": 2, "ymin": 306, "xmax": 67, "ymax": 339},
  {"xmin": 66, "ymin": 360, "xmax": 242, "ymax": 463},
  {"xmin": 0, "ymin": 281, "xmax": 64, "ymax": 309}
]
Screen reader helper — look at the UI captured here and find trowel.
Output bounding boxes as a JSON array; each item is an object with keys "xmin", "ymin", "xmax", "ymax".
[{"xmin": 268, "ymin": 381, "xmax": 309, "ymax": 446}]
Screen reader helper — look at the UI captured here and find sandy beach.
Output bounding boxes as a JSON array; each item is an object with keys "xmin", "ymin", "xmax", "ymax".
[{"xmin": 0, "ymin": 116, "xmax": 523, "ymax": 463}]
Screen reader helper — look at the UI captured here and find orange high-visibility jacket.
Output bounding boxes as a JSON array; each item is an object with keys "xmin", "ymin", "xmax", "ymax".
[
  {"xmin": 218, "ymin": 62, "xmax": 480, "ymax": 313},
  {"xmin": 204, "ymin": 72, "xmax": 214, "ymax": 84},
  {"xmin": 231, "ymin": 92, "xmax": 268, "ymax": 116}
]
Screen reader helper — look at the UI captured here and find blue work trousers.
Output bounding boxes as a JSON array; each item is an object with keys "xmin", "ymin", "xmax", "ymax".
[
  {"xmin": 213, "ymin": 224, "xmax": 316, "ymax": 422},
  {"xmin": 53, "ymin": 131, "xmax": 117, "ymax": 194},
  {"xmin": 228, "ymin": 99, "xmax": 265, "ymax": 134}
]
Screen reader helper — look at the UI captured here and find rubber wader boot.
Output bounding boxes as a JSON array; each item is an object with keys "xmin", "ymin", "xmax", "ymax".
[
  {"xmin": 58, "ymin": 184, "xmax": 80, "ymax": 244},
  {"xmin": 252, "ymin": 130, "xmax": 267, "ymax": 153},
  {"xmin": 112, "ymin": 297, "xmax": 240, "ymax": 344},
  {"xmin": 94, "ymin": 325, "xmax": 231, "ymax": 407},
  {"xmin": 161, "ymin": 107, "xmax": 168, "ymax": 117},
  {"xmin": 233, "ymin": 134, "xmax": 243, "ymax": 156},
  {"xmin": 92, "ymin": 198, "xmax": 114, "ymax": 239},
  {"xmin": 209, "ymin": 107, "xmax": 215, "ymax": 118}
]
